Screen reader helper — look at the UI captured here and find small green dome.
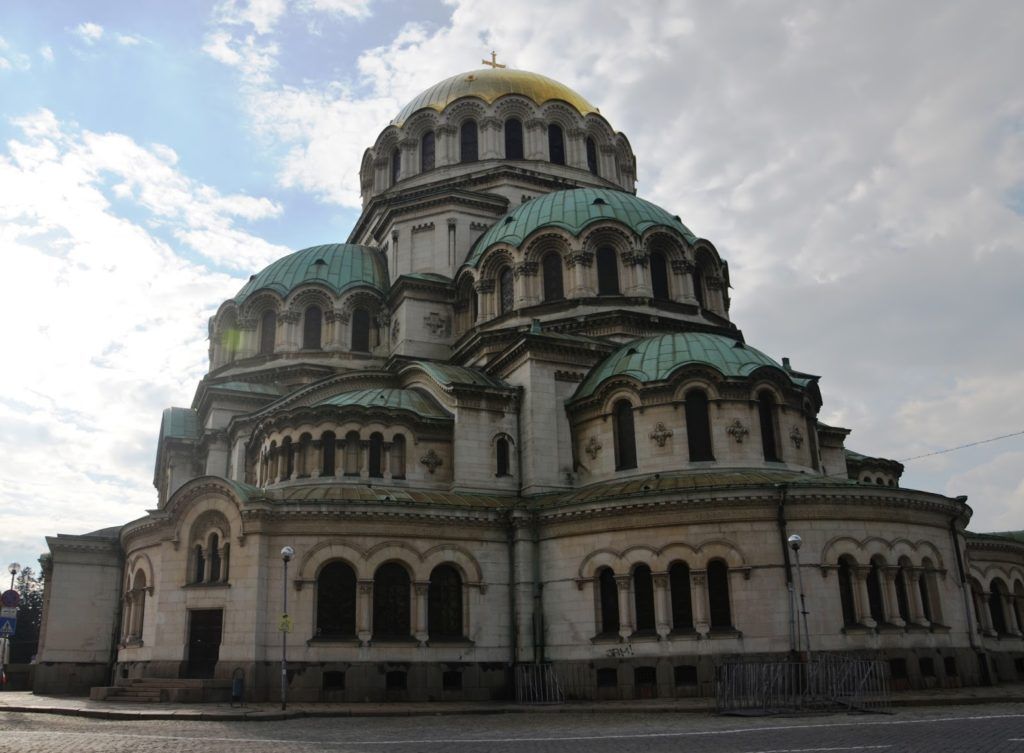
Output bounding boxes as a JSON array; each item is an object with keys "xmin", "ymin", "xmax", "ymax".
[
  {"xmin": 573, "ymin": 332, "xmax": 800, "ymax": 401},
  {"xmin": 235, "ymin": 244, "xmax": 387, "ymax": 303},
  {"xmin": 317, "ymin": 388, "xmax": 451, "ymax": 420},
  {"xmin": 466, "ymin": 188, "xmax": 697, "ymax": 268}
]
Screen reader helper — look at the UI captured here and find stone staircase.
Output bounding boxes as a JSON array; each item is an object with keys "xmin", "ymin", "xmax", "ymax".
[{"xmin": 91, "ymin": 677, "xmax": 230, "ymax": 703}]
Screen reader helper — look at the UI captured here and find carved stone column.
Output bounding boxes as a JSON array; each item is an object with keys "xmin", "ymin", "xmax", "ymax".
[
  {"xmin": 436, "ymin": 125, "xmax": 457, "ymax": 167},
  {"xmin": 357, "ymin": 580, "xmax": 373, "ymax": 645},
  {"xmin": 907, "ymin": 569, "xmax": 930, "ymax": 626},
  {"xmin": 691, "ymin": 569, "xmax": 710, "ymax": 635},
  {"xmin": 978, "ymin": 591, "xmax": 996, "ymax": 636},
  {"xmin": 414, "ymin": 581, "xmax": 430, "ymax": 646},
  {"xmin": 614, "ymin": 575, "xmax": 633, "ymax": 640},
  {"xmin": 853, "ymin": 567, "xmax": 877, "ymax": 628},
  {"xmin": 652, "ymin": 572, "xmax": 671, "ymax": 639},
  {"xmin": 882, "ymin": 567, "xmax": 906, "ymax": 627},
  {"xmin": 525, "ymin": 118, "xmax": 546, "ymax": 160},
  {"xmin": 1004, "ymin": 592, "xmax": 1022, "ymax": 637}
]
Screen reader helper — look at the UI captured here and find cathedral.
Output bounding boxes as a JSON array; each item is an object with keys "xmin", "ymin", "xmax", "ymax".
[{"xmin": 36, "ymin": 65, "xmax": 1024, "ymax": 702}]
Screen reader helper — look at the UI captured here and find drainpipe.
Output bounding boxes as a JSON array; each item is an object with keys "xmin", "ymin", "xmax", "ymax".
[
  {"xmin": 506, "ymin": 511, "xmax": 519, "ymax": 667},
  {"xmin": 775, "ymin": 484, "xmax": 797, "ymax": 654},
  {"xmin": 532, "ymin": 516, "xmax": 545, "ymax": 664}
]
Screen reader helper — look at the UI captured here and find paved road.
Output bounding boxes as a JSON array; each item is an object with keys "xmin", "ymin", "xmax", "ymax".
[{"xmin": 1, "ymin": 704, "xmax": 1023, "ymax": 752}]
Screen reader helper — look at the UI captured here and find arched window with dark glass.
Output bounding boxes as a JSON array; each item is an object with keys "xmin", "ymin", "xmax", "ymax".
[
  {"xmin": 990, "ymin": 580, "xmax": 1009, "ymax": 634},
  {"xmin": 343, "ymin": 431, "xmax": 360, "ymax": 476},
  {"xmin": 586, "ymin": 136, "xmax": 599, "ymax": 175},
  {"xmin": 496, "ymin": 437, "xmax": 510, "ymax": 477},
  {"xmin": 282, "ymin": 436, "xmax": 294, "ymax": 479},
  {"xmin": 548, "ymin": 123, "xmax": 565, "ymax": 165},
  {"xmin": 259, "ymin": 309, "xmax": 276, "ymax": 355},
  {"xmin": 193, "ymin": 544, "xmax": 206, "ymax": 583},
  {"xmin": 633, "ymin": 565, "xmax": 656, "ymax": 633},
  {"xmin": 390, "ymin": 148, "xmax": 401, "ymax": 186},
  {"xmin": 598, "ymin": 567, "xmax": 619, "ymax": 635},
  {"xmin": 838, "ymin": 556, "xmax": 857, "ymax": 627},
  {"xmin": 368, "ymin": 432, "xmax": 384, "ymax": 478},
  {"xmin": 542, "ymin": 252, "xmax": 563, "ymax": 302},
  {"xmin": 596, "ymin": 246, "xmax": 619, "ymax": 295},
  {"xmin": 373, "ymin": 563, "xmax": 411, "ymax": 639},
  {"xmin": 867, "ymin": 560, "xmax": 885, "ymax": 624},
  {"xmin": 317, "ymin": 561, "xmax": 356, "ymax": 637},
  {"xmin": 209, "ymin": 534, "xmax": 221, "ymax": 582},
  {"xmin": 613, "ymin": 399, "xmax": 637, "ymax": 470},
  {"xmin": 650, "ymin": 251, "xmax": 669, "ymax": 300},
  {"xmin": 303, "ymin": 305, "xmax": 322, "ymax": 350},
  {"xmin": 504, "ymin": 118, "xmax": 523, "ymax": 160},
  {"xmin": 321, "ymin": 431, "xmax": 336, "ymax": 476},
  {"xmin": 919, "ymin": 563, "xmax": 933, "ymax": 622},
  {"xmin": 460, "ymin": 120, "xmax": 478, "ymax": 163},
  {"xmin": 685, "ymin": 390, "xmax": 713, "ymax": 461},
  {"xmin": 707, "ymin": 560, "xmax": 732, "ymax": 630},
  {"xmin": 758, "ymin": 391, "xmax": 779, "ymax": 462},
  {"xmin": 390, "ymin": 434, "xmax": 406, "ymax": 480},
  {"xmin": 428, "ymin": 564, "xmax": 463, "ymax": 639},
  {"xmin": 669, "ymin": 562, "xmax": 693, "ymax": 631},
  {"xmin": 692, "ymin": 263, "xmax": 705, "ymax": 308},
  {"xmin": 420, "ymin": 131, "xmax": 435, "ymax": 172},
  {"xmin": 499, "ymin": 266, "xmax": 514, "ymax": 315},
  {"xmin": 895, "ymin": 562, "xmax": 911, "ymax": 623},
  {"xmin": 351, "ymin": 307, "xmax": 370, "ymax": 351}
]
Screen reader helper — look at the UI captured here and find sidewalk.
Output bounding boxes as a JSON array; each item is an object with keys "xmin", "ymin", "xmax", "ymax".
[{"xmin": 1, "ymin": 685, "xmax": 1023, "ymax": 722}]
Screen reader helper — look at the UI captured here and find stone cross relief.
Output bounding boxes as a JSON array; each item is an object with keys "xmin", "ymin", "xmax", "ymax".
[
  {"xmin": 423, "ymin": 312, "xmax": 451, "ymax": 338},
  {"xmin": 584, "ymin": 436, "xmax": 602, "ymax": 459},
  {"xmin": 726, "ymin": 419, "xmax": 749, "ymax": 443},
  {"xmin": 649, "ymin": 422, "xmax": 673, "ymax": 447},
  {"xmin": 790, "ymin": 426, "xmax": 804, "ymax": 448},
  {"xmin": 420, "ymin": 449, "xmax": 443, "ymax": 474}
]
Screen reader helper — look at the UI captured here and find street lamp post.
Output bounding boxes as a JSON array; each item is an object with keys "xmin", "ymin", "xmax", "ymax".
[
  {"xmin": 2, "ymin": 562, "xmax": 19, "ymax": 691},
  {"xmin": 787, "ymin": 535, "xmax": 812, "ymax": 659},
  {"xmin": 6, "ymin": 563, "xmax": 17, "ymax": 592},
  {"xmin": 280, "ymin": 546, "xmax": 294, "ymax": 711}
]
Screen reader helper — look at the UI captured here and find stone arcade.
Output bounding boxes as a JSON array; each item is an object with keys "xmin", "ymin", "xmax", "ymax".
[{"xmin": 36, "ymin": 67, "xmax": 1024, "ymax": 701}]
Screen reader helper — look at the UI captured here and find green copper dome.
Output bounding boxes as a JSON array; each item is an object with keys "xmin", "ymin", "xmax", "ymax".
[
  {"xmin": 317, "ymin": 388, "xmax": 451, "ymax": 420},
  {"xmin": 573, "ymin": 332, "xmax": 804, "ymax": 401},
  {"xmin": 235, "ymin": 244, "xmax": 387, "ymax": 303},
  {"xmin": 466, "ymin": 188, "xmax": 697, "ymax": 268}
]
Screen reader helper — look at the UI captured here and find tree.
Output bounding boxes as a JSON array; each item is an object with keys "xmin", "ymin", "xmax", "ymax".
[{"xmin": 9, "ymin": 565, "xmax": 44, "ymax": 664}]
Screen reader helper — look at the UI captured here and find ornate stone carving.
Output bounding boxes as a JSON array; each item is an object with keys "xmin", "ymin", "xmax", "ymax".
[
  {"xmin": 726, "ymin": 420, "xmax": 749, "ymax": 443},
  {"xmin": 513, "ymin": 261, "xmax": 538, "ymax": 278},
  {"xmin": 279, "ymin": 311, "xmax": 301, "ymax": 324},
  {"xmin": 390, "ymin": 318, "xmax": 400, "ymax": 344},
  {"xmin": 671, "ymin": 258, "xmax": 695, "ymax": 274},
  {"xmin": 622, "ymin": 251, "xmax": 649, "ymax": 267},
  {"xmin": 475, "ymin": 279, "xmax": 495, "ymax": 294},
  {"xmin": 790, "ymin": 426, "xmax": 804, "ymax": 449},
  {"xmin": 420, "ymin": 449, "xmax": 443, "ymax": 474},
  {"xmin": 649, "ymin": 422, "xmax": 674, "ymax": 447},
  {"xmin": 584, "ymin": 436, "xmax": 602, "ymax": 460},
  {"xmin": 423, "ymin": 312, "xmax": 451, "ymax": 338},
  {"xmin": 411, "ymin": 221, "xmax": 435, "ymax": 233},
  {"xmin": 706, "ymin": 275, "xmax": 726, "ymax": 290},
  {"xmin": 566, "ymin": 251, "xmax": 594, "ymax": 268}
]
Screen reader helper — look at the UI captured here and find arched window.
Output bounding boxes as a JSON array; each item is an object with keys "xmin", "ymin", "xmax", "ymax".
[
  {"xmin": 919, "ymin": 562, "xmax": 933, "ymax": 623},
  {"xmin": 650, "ymin": 251, "xmax": 669, "ymax": 300},
  {"xmin": 209, "ymin": 534, "xmax": 221, "ymax": 582},
  {"xmin": 428, "ymin": 564, "xmax": 463, "ymax": 639},
  {"xmin": 598, "ymin": 567, "xmax": 619, "ymax": 635},
  {"xmin": 131, "ymin": 570, "xmax": 147, "ymax": 640},
  {"xmin": 460, "ymin": 120, "xmax": 478, "ymax": 163},
  {"xmin": 343, "ymin": 431, "xmax": 360, "ymax": 476},
  {"xmin": 586, "ymin": 136, "xmax": 599, "ymax": 175},
  {"xmin": 633, "ymin": 565, "xmax": 656, "ymax": 633},
  {"xmin": 373, "ymin": 563, "xmax": 411, "ymax": 639},
  {"xmin": 613, "ymin": 399, "xmax": 637, "ymax": 470},
  {"xmin": 542, "ymin": 252, "xmax": 564, "ymax": 302},
  {"xmin": 504, "ymin": 118, "xmax": 523, "ymax": 160},
  {"xmin": 281, "ymin": 436, "xmax": 294, "ymax": 480},
  {"xmin": 303, "ymin": 305, "xmax": 322, "ymax": 350},
  {"xmin": 757, "ymin": 391, "xmax": 779, "ymax": 462},
  {"xmin": 496, "ymin": 437, "xmax": 510, "ymax": 477},
  {"xmin": 596, "ymin": 246, "xmax": 619, "ymax": 295},
  {"xmin": 368, "ymin": 432, "xmax": 384, "ymax": 478},
  {"xmin": 420, "ymin": 131, "xmax": 435, "ymax": 172},
  {"xmin": 805, "ymin": 414, "xmax": 820, "ymax": 471},
  {"xmin": 321, "ymin": 431, "xmax": 336, "ymax": 476},
  {"xmin": 895, "ymin": 562, "xmax": 911, "ymax": 623},
  {"xmin": 692, "ymin": 264, "xmax": 705, "ymax": 308},
  {"xmin": 707, "ymin": 560, "xmax": 732, "ymax": 630},
  {"xmin": 669, "ymin": 563, "xmax": 693, "ymax": 631},
  {"xmin": 685, "ymin": 390, "xmax": 714, "ymax": 461},
  {"xmin": 351, "ymin": 307, "xmax": 370, "ymax": 352},
  {"xmin": 838, "ymin": 556, "xmax": 857, "ymax": 627},
  {"xmin": 259, "ymin": 309, "xmax": 276, "ymax": 355},
  {"xmin": 193, "ymin": 545, "xmax": 205, "ymax": 584},
  {"xmin": 867, "ymin": 559, "xmax": 885, "ymax": 624},
  {"xmin": 499, "ymin": 266, "xmax": 514, "ymax": 315},
  {"xmin": 317, "ymin": 561, "xmax": 356, "ymax": 638},
  {"xmin": 390, "ymin": 434, "xmax": 406, "ymax": 480},
  {"xmin": 390, "ymin": 148, "xmax": 401, "ymax": 186},
  {"xmin": 990, "ymin": 580, "xmax": 1009, "ymax": 634},
  {"xmin": 548, "ymin": 123, "xmax": 565, "ymax": 165}
]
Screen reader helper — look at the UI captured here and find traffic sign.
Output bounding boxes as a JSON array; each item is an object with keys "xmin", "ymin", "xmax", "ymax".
[
  {"xmin": 278, "ymin": 614, "xmax": 293, "ymax": 633},
  {"xmin": 0, "ymin": 607, "xmax": 15, "ymax": 619},
  {"xmin": 0, "ymin": 617, "xmax": 15, "ymax": 637},
  {"xmin": 0, "ymin": 591, "xmax": 18, "ymax": 608}
]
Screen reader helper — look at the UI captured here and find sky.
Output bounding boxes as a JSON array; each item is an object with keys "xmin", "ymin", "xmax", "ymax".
[{"xmin": 1, "ymin": 0, "xmax": 1023, "ymax": 573}]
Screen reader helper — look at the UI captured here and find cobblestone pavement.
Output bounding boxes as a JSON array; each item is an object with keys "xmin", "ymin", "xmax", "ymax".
[{"xmin": 2, "ymin": 704, "xmax": 1024, "ymax": 752}]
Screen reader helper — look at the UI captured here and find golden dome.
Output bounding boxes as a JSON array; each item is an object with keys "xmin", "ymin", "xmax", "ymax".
[{"xmin": 392, "ymin": 68, "xmax": 598, "ymax": 126}]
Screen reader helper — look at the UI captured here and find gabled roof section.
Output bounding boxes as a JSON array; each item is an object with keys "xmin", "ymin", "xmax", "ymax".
[
  {"xmin": 402, "ymin": 360, "xmax": 509, "ymax": 389},
  {"xmin": 466, "ymin": 188, "xmax": 697, "ymax": 268},
  {"xmin": 159, "ymin": 407, "xmax": 200, "ymax": 442},
  {"xmin": 234, "ymin": 243, "xmax": 388, "ymax": 304},
  {"xmin": 317, "ymin": 388, "xmax": 452, "ymax": 420}
]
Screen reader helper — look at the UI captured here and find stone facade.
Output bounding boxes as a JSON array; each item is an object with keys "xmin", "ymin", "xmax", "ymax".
[{"xmin": 36, "ymin": 67, "xmax": 1024, "ymax": 701}]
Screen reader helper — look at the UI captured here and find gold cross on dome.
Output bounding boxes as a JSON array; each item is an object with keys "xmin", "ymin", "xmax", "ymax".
[{"xmin": 482, "ymin": 51, "xmax": 506, "ymax": 69}]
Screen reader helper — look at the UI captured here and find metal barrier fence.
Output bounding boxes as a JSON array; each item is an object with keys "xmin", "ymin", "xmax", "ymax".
[
  {"xmin": 514, "ymin": 663, "xmax": 565, "ymax": 704},
  {"xmin": 716, "ymin": 655, "xmax": 890, "ymax": 714}
]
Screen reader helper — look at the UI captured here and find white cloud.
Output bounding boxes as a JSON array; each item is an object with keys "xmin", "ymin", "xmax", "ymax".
[
  {"xmin": 115, "ymin": 33, "xmax": 144, "ymax": 46},
  {"xmin": 39, "ymin": 45, "xmax": 54, "ymax": 62},
  {"xmin": 213, "ymin": 0, "xmax": 288, "ymax": 34},
  {"xmin": 74, "ymin": 22, "xmax": 104, "ymax": 44},
  {"xmin": 298, "ymin": 0, "xmax": 372, "ymax": 19}
]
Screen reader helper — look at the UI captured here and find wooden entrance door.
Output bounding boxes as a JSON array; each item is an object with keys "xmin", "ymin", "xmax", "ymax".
[{"xmin": 186, "ymin": 609, "xmax": 223, "ymax": 679}]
